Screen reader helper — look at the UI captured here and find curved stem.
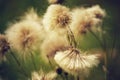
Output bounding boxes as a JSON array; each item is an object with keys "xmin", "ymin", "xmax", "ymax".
[
  {"xmin": 66, "ymin": 26, "xmax": 77, "ymax": 48},
  {"xmin": 9, "ymin": 50, "xmax": 28, "ymax": 77}
]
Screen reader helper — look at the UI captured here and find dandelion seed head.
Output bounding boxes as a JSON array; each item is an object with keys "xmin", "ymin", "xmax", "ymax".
[
  {"xmin": 87, "ymin": 5, "xmax": 106, "ymax": 19},
  {"xmin": 70, "ymin": 8, "xmax": 93, "ymax": 35},
  {"xmin": 5, "ymin": 20, "xmax": 43, "ymax": 57},
  {"xmin": 70, "ymin": 5, "xmax": 106, "ymax": 35},
  {"xmin": 86, "ymin": 5, "xmax": 106, "ymax": 26},
  {"xmin": 31, "ymin": 70, "xmax": 57, "ymax": 80},
  {"xmin": 54, "ymin": 47, "xmax": 99, "ymax": 76},
  {"xmin": 43, "ymin": 4, "xmax": 71, "ymax": 32}
]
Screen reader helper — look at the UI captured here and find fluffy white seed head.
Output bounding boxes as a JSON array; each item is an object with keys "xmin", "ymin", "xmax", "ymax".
[
  {"xmin": 54, "ymin": 48, "xmax": 99, "ymax": 76},
  {"xmin": 70, "ymin": 5, "xmax": 106, "ymax": 36},
  {"xmin": 43, "ymin": 4, "xmax": 71, "ymax": 33},
  {"xmin": 5, "ymin": 20, "xmax": 43, "ymax": 58},
  {"xmin": 31, "ymin": 70, "xmax": 57, "ymax": 80}
]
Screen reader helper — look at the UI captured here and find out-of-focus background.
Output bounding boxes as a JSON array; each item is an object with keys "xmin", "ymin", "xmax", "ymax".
[{"xmin": 0, "ymin": 0, "xmax": 120, "ymax": 80}]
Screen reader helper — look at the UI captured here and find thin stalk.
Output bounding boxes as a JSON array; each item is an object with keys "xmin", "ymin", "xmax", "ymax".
[
  {"xmin": 66, "ymin": 26, "xmax": 77, "ymax": 48},
  {"xmin": 47, "ymin": 56, "xmax": 54, "ymax": 69},
  {"xmin": 89, "ymin": 29, "xmax": 108, "ymax": 79},
  {"xmin": 88, "ymin": 29, "xmax": 103, "ymax": 48},
  {"xmin": 30, "ymin": 52, "xmax": 37, "ymax": 71},
  {"xmin": 101, "ymin": 30, "xmax": 108, "ymax": 80},
  {"xmin": 9, "ymin": 50, "xmax": 20, "ymax": 66},
  {"xmin": 9, "ymin": 50, "xmax": 28, "ymax": 77},
  {"xmin": 111, "ymin": 32, "xmax": 117, "ymax": 59}
]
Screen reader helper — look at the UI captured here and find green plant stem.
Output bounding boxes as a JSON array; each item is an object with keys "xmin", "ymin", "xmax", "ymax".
[
  {"xmin": 89, "ymin": 29, "xmax": 107, "ymax": 80},
  {"xmin": 30, "ymin": 52, "xmax": 37, "ymax": 71},
  {"xmin": 9, "ymin": 50, "xmax": 20, "ymax": 66},
  {"xmin": 101, "ymin": 31, "xmax": 108, "ymax": 80},
  {"xmin": 89, "ymin": 29, "xmax": 103, "ymax": 48},
  {"xmin": 9, "ymin": 50, "xmax": 28, "ymax": 77},
  {"xmin": 47, "ymin": 56, "xmax": 54, "ymax": 69},
  {"xmin": 66, "ymin": 26, "xmax": 77, "ymax": 48}
]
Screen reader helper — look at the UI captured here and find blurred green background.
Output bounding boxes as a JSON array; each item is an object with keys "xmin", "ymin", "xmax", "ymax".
[{"xmin": 0, "ymin": 0, "xmax": 120, "ymax": 80}]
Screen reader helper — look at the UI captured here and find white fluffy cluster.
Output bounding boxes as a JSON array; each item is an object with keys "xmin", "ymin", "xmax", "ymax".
[
  {"xmin": 70, "ymin": 5, "xmax": 106, "ymax": 35},
  {"xmin": 43, "ymin": 4, "xmax": 71, "ymax": 33},
  {"xmin": 54, "ymin": 48, "xmax": 99, "ymax": 76},
  {"xmin": 31, "ymin": 70, "xmax": 57, "ymax": 80}
]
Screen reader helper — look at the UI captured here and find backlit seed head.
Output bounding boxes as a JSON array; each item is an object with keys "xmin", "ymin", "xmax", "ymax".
[
  {"xmin": 5, "ymin": 20, "xmax": 43, "ymax": 58},
  {"xmin": 54, "ymin": 47, "xmax": 99, "ymax": 76},
  {"xmin": 31, "ymin": 70, "xmax": 57, "ymax": 80},
  {"xmin": 43, "ymin": 4, "xmax": 71, "ymax": 32}
]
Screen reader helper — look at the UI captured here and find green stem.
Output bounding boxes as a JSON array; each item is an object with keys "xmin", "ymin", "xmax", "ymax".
[
  {"xmin": 9, "ymin": 50, "xmax": 28, "ymax": 77},
  {"xmin": 9, "ymin": 50, "xmax": 20, "ymax": 66},
  {"xmin": 30, "ymin": 52, "xmax": 37, "ymax": 71},
  {"xmin": 89, "ymin": 29, "xmax": 107, "ymax": 80},
  {"xmin": 89, "ymin": 29, "xmax": 103, "ymax": 48},
  {"xmin": 47, "ymin": 56, "xmax": 54, "ymax": 69},
  {"xmin": 66, "ymin": 26, "xmax": 77, "ymax": 48}
]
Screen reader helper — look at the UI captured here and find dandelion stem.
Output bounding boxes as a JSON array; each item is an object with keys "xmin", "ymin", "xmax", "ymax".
[
  {"xmin": 9, "ymin": 50, "xmax": 20, "ymax": 66},
  {"xmin": 88, "ymin": 29, "xmax": 103, "ymax": 48},
  {"xmin": 9, "ymin": 50, "xmax": 28, "ymax": 77},
  {"xmin": 111, "ymin": 32, "xmax": 117, "ymax": 59},
  {"xmin": 89, "ymin": 29, "xmax": 108, "ymax": 80},
  {"xmin": 101, "ymin": 30, "xmax": 108, "ymax": 80},
  {"xmin": 47, "ymin": 55, "xmax": 54, "ymax": 69},
  {"xmin": 66, "ymin": 26, "xmax": 77, "ymax": 48},
  {"xmin": 30, "ymin": 52, "xmax": 37, "ymax": 71}
]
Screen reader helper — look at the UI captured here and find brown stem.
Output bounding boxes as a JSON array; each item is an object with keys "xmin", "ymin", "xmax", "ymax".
[{"xmin": 66, "ymin": 26, "xmax": 77, "ymax": 48}]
